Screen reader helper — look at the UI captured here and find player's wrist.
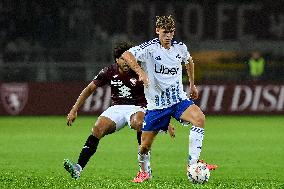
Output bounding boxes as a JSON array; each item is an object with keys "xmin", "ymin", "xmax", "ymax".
[
  {"xmin": 137, "ymin": 68, "xmax": 144, "ymax": 76},
  {"xmin": 71, "ymin": 106, "xmax": 78, "ymax": 112}
]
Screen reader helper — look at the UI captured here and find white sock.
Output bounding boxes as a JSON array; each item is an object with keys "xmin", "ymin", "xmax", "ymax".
[
  {"xmin": 138, "ymin": 149, "xmax": 151, "ymax": 174},
  {"xmin": 189, "ymin": 125, "xmax": 204, "ymax": 165}
]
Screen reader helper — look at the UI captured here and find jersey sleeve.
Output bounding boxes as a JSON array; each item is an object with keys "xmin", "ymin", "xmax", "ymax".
[
  {"xmin": 92, "ymin": 67, "xmax": 109, "ymax": 87},
  {"xmin": 181, "ymin": 43, "xmax": 191, "ymax": 64},
  {"xmin": 128, "ymin": 39, "xmax": 159, "ymax": 62},
  {"xmin": 128, "ymin": 45, "xmax": 147, "ymax": 62}
]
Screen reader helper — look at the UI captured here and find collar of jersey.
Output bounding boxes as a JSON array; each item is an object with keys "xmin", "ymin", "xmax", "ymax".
[{"xmin": 157, "ymin": 38, "xmax": 176, "ymax": 47}]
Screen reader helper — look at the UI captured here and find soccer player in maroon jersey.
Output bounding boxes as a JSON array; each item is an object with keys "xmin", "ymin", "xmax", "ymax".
[{"xmin": 63, "ymin": 41, "xmax": 174, "ymax": 180}]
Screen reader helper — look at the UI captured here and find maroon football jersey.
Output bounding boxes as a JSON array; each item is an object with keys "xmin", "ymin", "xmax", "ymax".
[{"xmin": 93, "ymin": 64, "xmax": 147, "ymax": 107}]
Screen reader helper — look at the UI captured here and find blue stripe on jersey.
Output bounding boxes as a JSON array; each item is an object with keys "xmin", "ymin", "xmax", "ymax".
[
  {"xmin": 171, "ymin": 85, "xmax": 177, "ymax": 103},
  {"xmin": 171, "ymin": 39, "xmax": 184, "ymax": 46},
  {"xmin": 139, "ymin": 38, "xmax": 184, "ymax": 50},
  {"xmin": 139, "ymin": 38, "xmax": 160, "ymax": 49}
]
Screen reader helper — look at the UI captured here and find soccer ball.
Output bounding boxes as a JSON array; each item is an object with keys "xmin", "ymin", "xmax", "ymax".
[{"xmin": 187, "ymin": 162, "xmax": 210, "ymax": 184}]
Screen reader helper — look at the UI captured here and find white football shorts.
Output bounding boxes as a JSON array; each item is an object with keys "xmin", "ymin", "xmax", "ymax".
[{"xmin": 100, "ymin": 105, "xmax": 145, "ymax": 131}]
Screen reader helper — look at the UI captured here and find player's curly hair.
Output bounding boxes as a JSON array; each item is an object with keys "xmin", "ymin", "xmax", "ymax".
[
  {"xmin": 156, "ymin": 15, "xmax": 175, "ymax": 31},
  {"xmin": 113, "ymin": 41, "xmax": 133, "ymax": 60}
]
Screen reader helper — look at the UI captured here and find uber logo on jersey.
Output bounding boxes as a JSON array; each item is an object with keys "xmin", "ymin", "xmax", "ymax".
[{"xmin": 154, "ymin": 64, "xmax": 179, "ymax": 75}]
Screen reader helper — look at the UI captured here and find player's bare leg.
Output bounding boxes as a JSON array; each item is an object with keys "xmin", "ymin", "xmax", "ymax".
[
  {"xmin": 140, "ymin": 131, "xmax": 158, "ymax": 154},
  {"xmin": 180, "ymin": 105, "xmax": 217, "ymax": 171},
  {"xmin": 129, "ymin": 111, "xmax": 153, "ymax": 179},
  {"xmin": 64, "ymin": 116, "xmax": 116, "ymax": 179},
  {"xmin": 92, "ymin": 116, "xmax": 117, "ymax": 139},
  {"xmin": 130, "ymin": 111, "xmax": 144, "ymax": 132}
]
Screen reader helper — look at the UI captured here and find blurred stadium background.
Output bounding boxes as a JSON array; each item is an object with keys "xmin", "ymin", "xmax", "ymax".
[{"xmin": 0, "ymin": 0, "xmax": 283, "ymax": 116}]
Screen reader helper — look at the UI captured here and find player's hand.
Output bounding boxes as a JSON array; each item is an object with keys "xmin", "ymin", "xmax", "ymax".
[
  {"xmin": 189, "ymin": 84, "xmax": 198, "ymax": 100},
  {"xmin": 138, "ymin": 72, "xmax": 149, "ymax": 86},
  {"xmin": 67, "ymin": 110, "xmax": 77, "ymax": 126},
  {"xmin": 168, "ymin": 124, "xmax": 175, "ymax": 138}
]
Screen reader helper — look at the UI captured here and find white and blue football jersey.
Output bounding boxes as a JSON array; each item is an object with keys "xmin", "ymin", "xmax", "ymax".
[{"xmin": 128, "ymin": 38, "xmax": 191, "ymax": 110}]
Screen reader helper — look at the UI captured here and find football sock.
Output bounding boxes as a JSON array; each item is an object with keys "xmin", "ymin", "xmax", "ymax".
[
  {"xmin": 77, "ymin": 135, "xmax": 100, "ymax": 169},
  {"xmin": 138, "ymin": 148, "xmax": 151, "ymax": 174},
  {"xmin": 137, "ymin": 132, "xmax": 151, "ymax": 174},
  {"xmin": 137, "ymin": 131, "xmax": 142, "ymax": 145},
  {"xmin": 189, "ymin": 125, "xmax": 204, "ymax": 165}
]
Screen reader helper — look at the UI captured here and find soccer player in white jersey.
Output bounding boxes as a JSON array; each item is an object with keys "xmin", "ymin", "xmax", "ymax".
[
  {"xmin": 122, "ymin": 15, "xmax": 218, "ymax": 183},
  {"xmin": 63, "ymin": 42, "xmax": 175, "ymax": 180}
]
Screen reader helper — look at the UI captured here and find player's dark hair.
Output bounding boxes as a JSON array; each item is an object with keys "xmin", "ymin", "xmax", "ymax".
[
  {"xmin": 113, "ymin": 41, "xmax": 133, "ymax": 60},
  {"xmin": 156, "ymin": 15, "xmax": 175, "ymax": 31}
]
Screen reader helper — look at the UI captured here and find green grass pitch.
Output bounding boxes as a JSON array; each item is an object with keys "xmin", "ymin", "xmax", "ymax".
[{"xmin": 0, "ymin": 116, "xmax": 284, "ymax": 189}]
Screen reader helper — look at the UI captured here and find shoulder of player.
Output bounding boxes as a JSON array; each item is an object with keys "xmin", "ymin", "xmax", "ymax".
[
  {"xmin": 107, "ymin": 63, "xmax": 119, "ymax": 71},
  {"xmin": 172, "ymin": 39, "xmax": 188, "ymax": 49},
  {"xmin": 138, "ymin": 38, "xmax": 160, "ymax": 49},
  {"xmin": 98, "ymin": 64, "xmax": 117, "ymax": 75}
]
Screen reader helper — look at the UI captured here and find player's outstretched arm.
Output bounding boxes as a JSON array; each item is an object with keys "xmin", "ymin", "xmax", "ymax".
[
  {"xmin": 67, "ymin": 82, "xmax": 97, "ymax": 126},
  {"xmin": 185, "ymin": 56, "xmax": 198, "ymax": 100},
  {"xmin": 122, "ymin": 51, "xmax": 149, "ymax": 86}
]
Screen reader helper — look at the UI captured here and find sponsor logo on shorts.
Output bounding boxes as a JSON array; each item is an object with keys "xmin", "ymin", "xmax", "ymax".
[{"xmin": 142, "ymin": 121, "xmax": 146, "ymax": 129}]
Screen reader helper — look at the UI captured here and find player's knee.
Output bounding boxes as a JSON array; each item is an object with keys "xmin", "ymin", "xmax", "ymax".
[
  {"xmin": 194, "ymin": 113, "xmax": 205, "ymax": 128},
  {"xmin": 131, "ymin": 119, "xmax": 143, "ymax": 132},
  {"xmin": 92, "ymin": 125, "xmax": 106, "ymax": 139},
  {"xmin": 92, "ymin": 122, "xmax": 116, "ymax": 139},
  {"xmin": 140, "ymin": 144, "xmax": 150, "ymax": 154}
]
